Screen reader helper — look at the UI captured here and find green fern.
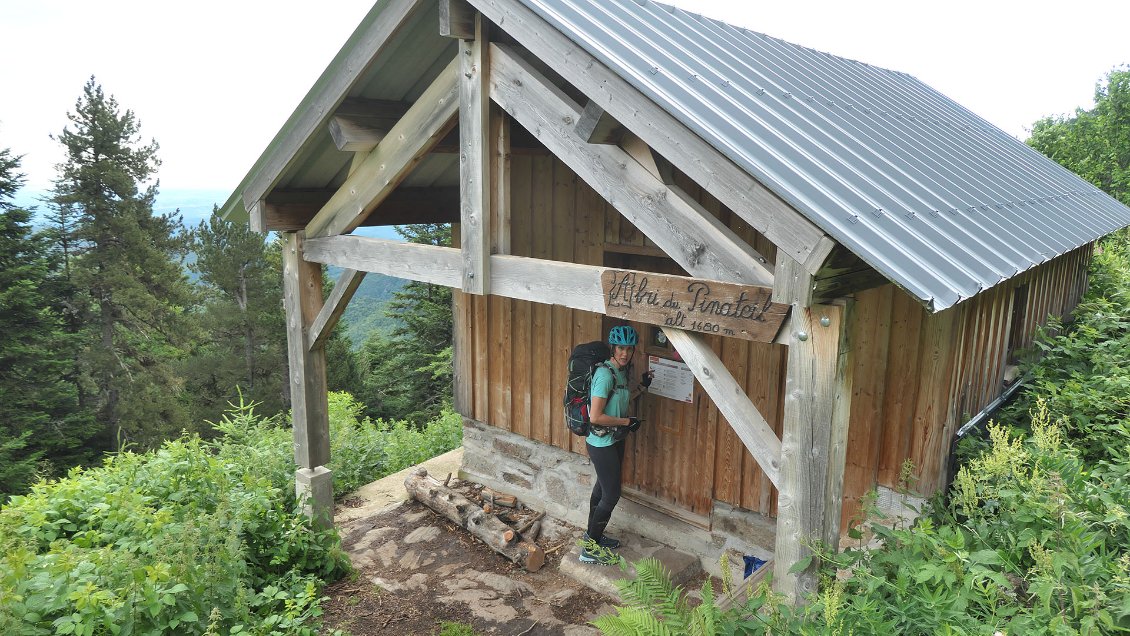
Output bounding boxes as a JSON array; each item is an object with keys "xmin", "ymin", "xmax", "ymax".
[
  {"xmin": 592, "ymin": 558, "xmax": 726, "ymax": 636},
  {"xmin": 591, "ymin": 605, "xmax": 678, "ymax": 635}
]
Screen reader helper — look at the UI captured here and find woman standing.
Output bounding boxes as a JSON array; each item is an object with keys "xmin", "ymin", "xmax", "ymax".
[{"xmin": 581, "ymin": 325, "xmax": 651, "ymax": 564}]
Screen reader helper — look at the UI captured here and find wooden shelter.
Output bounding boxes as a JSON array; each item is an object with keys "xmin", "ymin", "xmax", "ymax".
[{"xmin": 221, "ymin": 0, "xmax": 1130, "ymax": 600}]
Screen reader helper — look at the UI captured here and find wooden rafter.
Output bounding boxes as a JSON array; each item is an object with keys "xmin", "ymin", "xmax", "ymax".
[
  {"xmin": 329, "ymin": 116, "xmax": 387, "ymax": 152},
  {"xmin": 305, "ymin": 56, "xmax": 460, "ymax": 238},
  {"xmin": 240, "ymin": 0, "xmax": 425, "ymax": 211},
  {"xmin": 327, "ymin": 97, "xmax": 410, "ymax": 152},
  {"xmin": 488, "ymin": 43, "xmax": 773, "ymax": 287},
  {"xmin": 574, "ymin": 100, "xmax": 625, "ymax": 145},
  {"xmin": 257, "ymin": 187, "xmax": 460, "ymax": 231},
  {"xmin": 439, "ymin": 0, "xmax": 476, "ymax": 38},
  {"xmin": 466, "ymin": 0, "xmax": 834, "ymax": 274}
]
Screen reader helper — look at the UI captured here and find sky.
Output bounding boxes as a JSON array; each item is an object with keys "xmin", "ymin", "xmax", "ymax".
[{"xmin": 1, "ymin": 0, "xmax": 1128, "ymax": 198}]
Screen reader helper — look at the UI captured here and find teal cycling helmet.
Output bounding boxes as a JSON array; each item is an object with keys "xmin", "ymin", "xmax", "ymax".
[{"xmin": 608, "ymin": 325, "xmax": 639, "ymax": 346}]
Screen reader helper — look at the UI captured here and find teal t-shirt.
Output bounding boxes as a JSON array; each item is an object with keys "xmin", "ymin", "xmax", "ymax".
[{"xmin": 587, "ymin": 363, "xmax": 629, "ymax": 447}]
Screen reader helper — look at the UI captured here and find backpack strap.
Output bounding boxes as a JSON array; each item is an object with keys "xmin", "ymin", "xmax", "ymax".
[{"xmin": 598, "ymin": 361, "xmax": 627, "ymax": 391}]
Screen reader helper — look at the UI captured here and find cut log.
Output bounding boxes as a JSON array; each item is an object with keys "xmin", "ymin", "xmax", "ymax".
[
  {"xmin": 405, "ymin": 468, "xmax": 545, "ymax": 571},
  {"xmin": 482, "ymin": 488, "xmax": 518, "ymax": 507}
]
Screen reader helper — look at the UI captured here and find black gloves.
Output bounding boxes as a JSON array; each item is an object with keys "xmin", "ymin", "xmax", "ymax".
[
  {"xmin": 627, "ymin": 417, "xmax": 642, "ymax": 432},
  {"xmin": 640, "ymin": 371, "xmax": 653, "ymax": 388}
]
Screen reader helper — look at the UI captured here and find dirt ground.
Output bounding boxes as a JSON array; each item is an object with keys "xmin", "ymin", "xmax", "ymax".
[{"xmin": 322, "ymin": 485, "xmax": 616, "ymax": 636}]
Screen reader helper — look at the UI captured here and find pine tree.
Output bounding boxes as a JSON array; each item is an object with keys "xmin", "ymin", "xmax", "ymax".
[
  {"xmin": 0, "ymin": 147, "xmax": 95, "ymax": 497},
  {"xmin": 47, "ymin": 78, "xmax": 197, "ymax": 450},
  {"xmin": 359, "ymin": 223, "xmax": 453, "ymax": 423},
  {"xmin": 183, "ymin": 213, "xmax": 287, "ymax": 423}
]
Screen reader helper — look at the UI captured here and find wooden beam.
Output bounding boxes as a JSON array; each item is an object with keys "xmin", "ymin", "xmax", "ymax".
[
  {"xmin": 256, "ymin": 187, "xmax": 460, "ymax": 231},
  {"xmin": 304, "ymin": 235, "xmax": 462, "ymax": 288},
  {"xmin": 466, "ymin": 0, "xmax": 831, "ymax": 273},
  {"xmin": 620, "ymin": 133, "xmax": 663, "ymax": 181},
  {"xmin": 489, "ymin": 43, "xmax": 773, "ymax": 287},
  {"xmin": 308, "ymin": 268, "xmax": 365, "ymax": 350},
  {"xmin": 328, "ymin": 98, "xmax": 410, "ymax": 152},
  {"xmin": 335, "ymin": 96, "xmax": 412, "ymax": 121},
  {"xmin": 439, "ymin": 0, "xmax": 476, "ymax": 38},
  {"xmin": 240, "ymin": 0, "xmax": 424, "ymax": 210},
  {"xmin": 299, "ymin": 243, "xmax": 783, "ymax": 332},
  {"xmin": 460, "ymin": 15, "xmax": 490, "ymax": 294},
  {"xmin": 771, "ymin": 300, "xmax": 854, "ymax": 603},
  {"xmin": 620, "ymin": 133, "xmax": 676, "ymax": 185},
  {"xmin": 574, "ymin": 100, "xmax": 625, "ymax": 144},
  {"xmin": 282, "ymin": 232, "xmax": 331, "ymax": 472},
  {"xmin": 306, "ymin": 56, "xmax": 460, "ymax": 238},
  {"xmin": 663, "ymin": 328, "xmax": 783, "ymax": 488},
  {"xmin": 772, "ymin": 254, "xmax": 815, "ymax": 308},
  {"xmin": 248, "ymin": 200, "xmax": 265, "ymax": 233},
  {"xmin": 490, "ymin": 255, "xmax": 605, "ymax": 313},
  {"xmin": 329, "ymin": 115, "xmax": 387, "ymax": 152}
]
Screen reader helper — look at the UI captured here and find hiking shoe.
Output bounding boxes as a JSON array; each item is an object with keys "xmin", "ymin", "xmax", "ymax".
[
  {"xmin": 578, "ymin": 546, "xmax": 620, "ymax": 566},
  {"xmin": 582, "ymin": 532, "xmax": 621, "ymax": 550}
]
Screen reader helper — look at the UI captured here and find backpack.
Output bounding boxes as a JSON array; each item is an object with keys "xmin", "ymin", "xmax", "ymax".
[{"xmin": 563, "ymin": 341, "xmax": 612, "ymax": 436}]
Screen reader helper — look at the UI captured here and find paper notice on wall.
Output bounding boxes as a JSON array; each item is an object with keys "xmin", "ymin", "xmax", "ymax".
[{"xmin": 648, "ymin": 355, "xmax": 694, "ymax": 403}]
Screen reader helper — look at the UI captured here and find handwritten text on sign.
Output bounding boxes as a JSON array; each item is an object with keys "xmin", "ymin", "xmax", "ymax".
[{"xmin": 602, "ymin": 270, "xmax": 789, "ymax": 343}]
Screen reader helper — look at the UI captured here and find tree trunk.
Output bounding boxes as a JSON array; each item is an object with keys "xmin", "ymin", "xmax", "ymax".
[
  {"xmin": 238, "ymin": 265, "xmax": 256, "ymax": 389},
  {"xmin": 404, "ymin": 468, "xmax": 545, "ymax": 572},
  {"xmin": 100, "ymin": 289, "xmax": 120, "ymax": 450}
]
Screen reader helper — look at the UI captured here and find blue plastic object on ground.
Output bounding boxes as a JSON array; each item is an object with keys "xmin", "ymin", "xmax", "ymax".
[{"xmin": 743, "ymin": 555, "xmax": 767, "ymax": 578}]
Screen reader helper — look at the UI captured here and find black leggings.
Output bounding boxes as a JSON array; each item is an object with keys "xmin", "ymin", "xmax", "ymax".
[{"xmin": 586, "ymin": 441, "xmax": 626, "ymax": 541}]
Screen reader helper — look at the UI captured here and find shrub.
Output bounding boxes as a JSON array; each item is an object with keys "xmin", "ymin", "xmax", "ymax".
[
  {"xmin": 0, "ymin": 390, "xmax": 462, "ymax": 635},
  {"xmin": 1002, "ymin": 228, "xmax": 1130, "ymax": 461},
  {"xmin": 0, "ymin": 436, "xmax": 348, "ymax": 635}
]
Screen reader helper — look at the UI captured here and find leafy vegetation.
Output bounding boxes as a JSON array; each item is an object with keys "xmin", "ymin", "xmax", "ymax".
[
  {"xmin": 999, "ymin": 228, "xmax": 1130, "ymax": 462},
  {"xmin": 0, "ymin": 392, "xmax": 463, "ymax": 635},
  {"xmin": 594, "ymin": 558, "xmax": 725, "ymax": 635},
  {"xmin": 1029, "ymin": 66, "xmax": 1130, "ymax": 207}
]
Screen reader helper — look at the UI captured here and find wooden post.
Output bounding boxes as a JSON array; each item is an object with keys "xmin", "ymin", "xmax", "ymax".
[
  {"xmin": 772, "ymin": 255, "xmax": 853, "ymax": 603},
  {"xmin": 460, "ymin": 14, "xmax": 490, "ymax": 294},
  {"xmin": 283, "ymin": 231, "xmax": 333, "ymax": 529}
]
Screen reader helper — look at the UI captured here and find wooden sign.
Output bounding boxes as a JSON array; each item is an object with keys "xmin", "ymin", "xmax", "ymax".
[{"xmin": 602, "ymin": 270, "xmax": 789, "ymax": 343}]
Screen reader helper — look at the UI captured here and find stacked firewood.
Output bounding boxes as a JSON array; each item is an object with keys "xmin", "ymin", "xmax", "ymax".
[{"xmin": 404, "ymin": 469, "xmax": 546, "ymax": 571}]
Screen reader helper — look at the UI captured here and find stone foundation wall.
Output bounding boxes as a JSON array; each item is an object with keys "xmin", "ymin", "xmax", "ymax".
[{"xmin": 460, "ymin": 417, "xmax": 776, "ymax": 578}]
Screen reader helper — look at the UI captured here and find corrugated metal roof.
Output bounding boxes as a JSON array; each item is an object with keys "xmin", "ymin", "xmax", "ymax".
[{"xmin": 520, "ymin": 0, "xmax": 1130, "ymax": 310}]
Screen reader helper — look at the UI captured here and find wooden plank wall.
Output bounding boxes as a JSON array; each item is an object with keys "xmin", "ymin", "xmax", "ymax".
[
  {"xmin": 455, "ymin": 153, "xmax": 786, "ymax": 518},
  {"xmin": 456, "ymin": 141, "xmax": 1094, "ymax": 525},
  {"xmin": 841, "ymin": 244, "xmax": 1094, "ymax": 525}
]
